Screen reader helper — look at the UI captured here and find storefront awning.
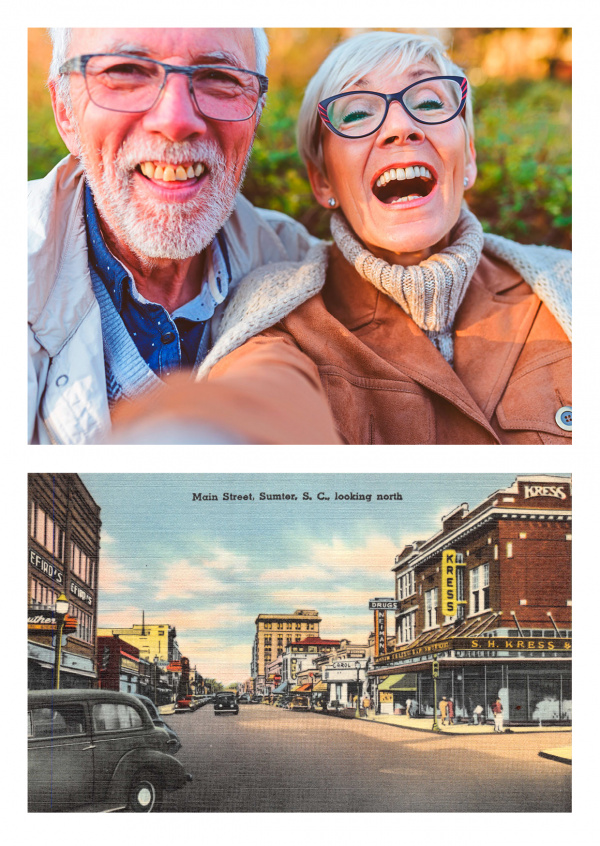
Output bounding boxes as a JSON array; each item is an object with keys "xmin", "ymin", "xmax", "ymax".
[
  {"xmin": 273, "ymin": 681, "xmax": 288, "ymax": 694},
  {"xmin": 378, "ymin": 673, "xmax": 418, "ymax": 692},
  {"xmin": 313, "ymin": 681, "xmax": 327, "ymax": 692},
  {"xmin": 292, "ymin": 683, "xmax": 313, "ymax": 692}
]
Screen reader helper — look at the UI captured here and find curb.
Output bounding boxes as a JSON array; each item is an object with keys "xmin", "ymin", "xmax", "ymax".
[
  {"xmin": 358, "ymin": 716, "xmax": 572, "ymax": 736},
  {"xmin": 539, "ymin": 748, "xmax": 572, "ymax": 765}
]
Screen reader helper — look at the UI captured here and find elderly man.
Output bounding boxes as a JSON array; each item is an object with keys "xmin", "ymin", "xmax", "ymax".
[{"xmin": 29, "ymin": 28, "xmax": 338, "ymax": 444}]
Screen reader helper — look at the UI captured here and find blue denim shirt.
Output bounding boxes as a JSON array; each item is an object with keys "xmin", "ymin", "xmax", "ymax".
[{"xmin": 84, "ymin": 184, "xmax": 231, "ymax": 376}]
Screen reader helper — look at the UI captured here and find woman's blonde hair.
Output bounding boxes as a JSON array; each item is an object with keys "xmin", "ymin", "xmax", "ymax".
[{"xmin": 297, "ymin": 30, "xmax": 474, "ymax": 173}]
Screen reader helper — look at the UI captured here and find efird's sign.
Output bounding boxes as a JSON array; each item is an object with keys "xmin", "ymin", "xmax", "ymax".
[{"xmin": 441, "ymin": 550, "xmax": 465, "ymax": 616}]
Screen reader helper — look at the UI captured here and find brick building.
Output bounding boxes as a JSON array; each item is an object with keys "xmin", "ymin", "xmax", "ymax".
[
  {"xmin": 252, "ymin": 610, "xmax": 321, "ymax": 693},
  {"xmin": 370, "ymin": 475, "xmax": 571, "ymax": 724},
  {"xmin": 28, "ymin": 474, "xmax": 101, "ymax": 689}
]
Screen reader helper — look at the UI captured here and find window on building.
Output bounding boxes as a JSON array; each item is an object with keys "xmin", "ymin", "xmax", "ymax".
[
  {"xmin": 397, "ymin": 571, "xmax": 415, "ymax": 600},
  {"xmin": 295, "ymin": 623, "xmax": 301, "ymax": 630},
  {"xmin": 264, "ymin": 622, "xmax": 272, "ymax": 630},
  {"xmin": 519, "ymin": 532, "xmax": 527, "ymax": 539},
  {"xmin": 494, "ymin": 545, "xmax": 499, "ymax": 560},
  {"xmin": 506, "ymin": 542, "xmax": 513, "ymax": 558},
  {"xmin": 399, "ymin": 611, "xmax": 416, "ymax": 644},
  {"xmin": 425, "ymin": 588, "xmax": 438, "ymax": 628},
  {"xmin": 277, "ymin": 622, "xmax": 283, "ymax": 630},
  {"xmin": 30, "ymin": 576, "xmax": 57, "ymax": 608},
  {"xmin": 470, "ymin": 564, "xmax": 490, "ymax": 614},
  {"xmin": 31, "ymin": 502, "xmax": 65, "ymax": 562},
  {"xmin": 71, "ymin": 542, "xmax": 94, "ymax": 585},
  {"xmin": 69, "ymin": 603, "xmax": 93, "ymax": 644},
  {"xmin": 565, "ymin": 534, "xmax": 572, "ymax": 541}
]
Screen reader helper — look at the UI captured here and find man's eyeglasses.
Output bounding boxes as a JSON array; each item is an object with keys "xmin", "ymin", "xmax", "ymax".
[
  {"xmin": 59, "ymin": 53, "xmax": 269, "ymax": 122},
  {"xmin": 318, "ymin": 76, "xmax": 467, "ymax": 139}
]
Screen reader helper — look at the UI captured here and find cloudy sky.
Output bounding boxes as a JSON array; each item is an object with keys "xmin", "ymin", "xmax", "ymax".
[{"xmin": 82, "ymin": 472, "xmax": 530, "ymax": 684}]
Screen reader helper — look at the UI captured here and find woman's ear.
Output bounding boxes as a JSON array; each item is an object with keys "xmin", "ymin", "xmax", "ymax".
[
  {"xmin": 49, "ymin": 79, "xmax": 81, "ymax": 157},
  {"xmin": 306, "ymin": 159, "xmax": 337, "ymax": 209},
  {"xmin": 463, "ymin": 136, "xmax": 477, "ymax": 190}
]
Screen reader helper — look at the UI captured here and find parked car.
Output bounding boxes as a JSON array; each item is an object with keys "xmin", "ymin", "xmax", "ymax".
[
  {"xmin": 289, "ymin": 696, "xmax": 310, "ymax": 711},
  {"xmin": 176, "ymin": 694, "xmax": 198, "ymax": 712},
  {"xmin": 213, "ymin": 691, "xmax": 239, "ymax": 715},
  {"xmin": 28, "ymin": 689, "xmax": 192, "ymax": 812},
  {"xmin": 237, "ymin": 694, "xmax": 251, "ymax": 704},
  {"xmin": 250, "ymin": 696, "xmax": 262, "ymax": 704},
  {"xmin": 133, "ymin": 694, "xmax": 181, "ymax": 754}
]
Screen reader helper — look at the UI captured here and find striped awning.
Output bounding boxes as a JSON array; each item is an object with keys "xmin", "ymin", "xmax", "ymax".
[{"xmin": 378, "ymin": 673, "xmax": 418, "ymax": 692}]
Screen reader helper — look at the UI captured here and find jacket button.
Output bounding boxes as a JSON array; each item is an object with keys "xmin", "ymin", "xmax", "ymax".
[
  {"xmin": 161, "ymin": 332, "xmax": 176, "ymax": 345},
  {"xmin": 555, "ymin": 406, "xmax": 572, "ymax": 431}
]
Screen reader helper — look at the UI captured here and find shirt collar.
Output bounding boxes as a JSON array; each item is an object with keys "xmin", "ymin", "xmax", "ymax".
[{"xmin": 84, "ymin": 183, "xmax": 230, "ymax": 319}]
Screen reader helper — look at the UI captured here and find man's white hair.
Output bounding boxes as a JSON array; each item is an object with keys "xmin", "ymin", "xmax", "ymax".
[
  {"xmin": 297, "ymin": 30, "xmax": 474, "ymax": 174},
  {"xmin": 48, "ymin": 27, "xmax": 269, "ymax": 107}
]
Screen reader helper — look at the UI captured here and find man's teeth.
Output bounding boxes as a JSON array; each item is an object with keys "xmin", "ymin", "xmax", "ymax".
[
  {"xmin": 375, "ymin": 166, "xmax": 432, "ymax": 188},
  {"xmin": 140, "ymin": 162, "xmax": 205, "ymax": 181}
]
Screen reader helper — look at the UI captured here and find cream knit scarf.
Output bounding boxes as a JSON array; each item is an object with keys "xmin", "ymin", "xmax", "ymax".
[{"xmin": 330, "ymin": 207, "xmax": 484, "ymax": 364}]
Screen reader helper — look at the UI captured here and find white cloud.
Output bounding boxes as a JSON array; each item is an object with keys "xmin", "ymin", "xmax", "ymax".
[
  {"xmin": 155, "ymin": 559, "xmax": 230, "ymax": 600},
  {"xmin": 98, "ymin": 555, "xmax": 138, "ymax": 595}
]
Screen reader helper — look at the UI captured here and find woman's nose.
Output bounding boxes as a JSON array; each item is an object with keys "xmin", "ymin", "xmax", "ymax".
[
  {"xmin": 141, "ymin": 71, "xmax": 208, "ymax": 142},
  {"xmin": 375, "ymin": 99, "xmax": 426, "ymax": 146}
]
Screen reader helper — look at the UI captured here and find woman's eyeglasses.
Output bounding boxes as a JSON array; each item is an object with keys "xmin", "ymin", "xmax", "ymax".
[
  {"xmin": 318, "ymin": 76, "xmax": 467, "ymax": 138},
  {"xmin": 59, "ymin": 53, "xmax": 269, "ymax": 122}
]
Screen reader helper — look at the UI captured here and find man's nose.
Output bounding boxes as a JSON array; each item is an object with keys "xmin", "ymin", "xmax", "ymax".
[
  {"xmin": 141, "ymin": 71, "xmax": 207, "ymax": 141},
  {"xmin": 375, "ymin": 99, "xmax": 426, "ymax": 146}
]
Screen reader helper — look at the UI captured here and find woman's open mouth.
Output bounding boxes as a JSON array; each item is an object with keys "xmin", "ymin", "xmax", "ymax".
[{"xmin": 372, "ymin": 165, "xmax": 436, "ymax": 205}]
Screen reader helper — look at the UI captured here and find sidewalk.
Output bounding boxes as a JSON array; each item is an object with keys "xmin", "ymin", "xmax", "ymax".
[{"xmin": 360, "ymin": 712, "xmax": 572, "ymax": 736}]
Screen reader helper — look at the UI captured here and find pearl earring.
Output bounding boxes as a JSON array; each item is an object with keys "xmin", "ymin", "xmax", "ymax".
[
  {"xmin": 463, "ymin": 177, "xmax": 469, "ymax": 188},
  {"xmin": 328, "ymin": 198, "xmax": 337, "ymax": 208}
]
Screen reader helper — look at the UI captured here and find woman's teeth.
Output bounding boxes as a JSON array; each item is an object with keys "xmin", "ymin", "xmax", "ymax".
[
  {"xmin": 139, "ymin": 162, "xmax": 205, "ymax": 182},
  {"xmin": 375, "ymin": 166, "xmax": 432, "ymax": 188}
]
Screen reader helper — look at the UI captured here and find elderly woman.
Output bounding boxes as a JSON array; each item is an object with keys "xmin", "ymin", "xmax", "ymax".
[{"xmin": 116, "ymin": 31, "xmax": 571, "ymax": 445}]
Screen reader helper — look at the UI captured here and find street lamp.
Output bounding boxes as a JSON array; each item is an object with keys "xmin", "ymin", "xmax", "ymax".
[
  {"xmin": 355, "ymin": 661, "xmax": 361, "ymax": 719},
  {"xmin": 153, "ymin": 655, "xmax": 159, "ymax": 705},
  {"xmin": 431, "ymin": 653, "xmax": 441, "ymax": 732},
  {"xmin": 53, "ymin": 594, "xmax": 69, "ymax": 690}
]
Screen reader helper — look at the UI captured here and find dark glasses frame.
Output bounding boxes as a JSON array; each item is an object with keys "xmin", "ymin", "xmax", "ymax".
[
  {"xmin": 59, "ymin": 53, "xmax": 269, "ymax": 120},
  {"xmin": 317, "ymin": 75, "xmax": 468, "ymax": 138}
]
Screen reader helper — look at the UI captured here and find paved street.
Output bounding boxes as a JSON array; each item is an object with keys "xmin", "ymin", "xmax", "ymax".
[{"xmin": 162, "ymin": 704, "xmax": 571, "ymax": 812}]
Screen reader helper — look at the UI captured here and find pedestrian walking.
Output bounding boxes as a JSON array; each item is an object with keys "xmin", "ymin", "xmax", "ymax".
[
  {"xmin": 447, "ymin": 697, "xmax": 454, "ymax": 725},
  {"xmin": 439, "ymin": 695, "xmax": 449, "ymax": 725},
  {"xmin": 362, "ymin": 693, "xmax": 371, "ymax": 716},
  {"xmin": 473, "ymin": 704, "xmax": 484, "ymax": 725},
  {"xmin": 405, "ymin": 697, "xmax": 413, "ymax": 718},
  {"xmin": 492, "ymin": 697, "xmax": 504, "ymax": 732}
]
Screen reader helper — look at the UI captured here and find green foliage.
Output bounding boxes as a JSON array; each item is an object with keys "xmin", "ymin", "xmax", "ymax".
[
  {"xmin": 468, "ymin": 78, "xmax": 571, "ymax": 248},
  {"xmin": 28, "ymin": 97, "xmax": 68, "ymax": 181}
]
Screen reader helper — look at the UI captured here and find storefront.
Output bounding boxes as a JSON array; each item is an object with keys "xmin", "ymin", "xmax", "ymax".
[
  {"xmin": 376, "ymin": 673, "xmax": 418, "ymax": 716},
  {"xmin": 371, "ymin": 630, "xmax": 572, "ymax": 725}
]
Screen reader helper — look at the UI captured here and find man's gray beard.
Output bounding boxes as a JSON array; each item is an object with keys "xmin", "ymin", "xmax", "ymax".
[{"xmin": 78, "ymin": 136, "xmax": 250, "ymax": 260}]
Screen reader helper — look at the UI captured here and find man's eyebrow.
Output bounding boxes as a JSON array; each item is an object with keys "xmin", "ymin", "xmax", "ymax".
[{"xmin": 98, "ymin": 44, "xmax": 248, "ymax": 69}]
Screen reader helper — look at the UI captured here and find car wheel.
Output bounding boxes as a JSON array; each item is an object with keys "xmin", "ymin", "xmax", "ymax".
[{"xmin": 128, "ymin": 772, "xmax": 163, "ymax": 812}]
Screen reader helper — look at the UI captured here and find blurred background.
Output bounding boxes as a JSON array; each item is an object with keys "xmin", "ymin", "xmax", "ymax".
[{"xmin": 28, "ymin": 27, "xmax": 571, "ymax": 248}]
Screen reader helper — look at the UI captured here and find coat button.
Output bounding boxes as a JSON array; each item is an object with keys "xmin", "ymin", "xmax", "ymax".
[
  {"xmin": 161, "ymin": 332, "xmax": 176, "ymax": 345},
  {"xmin": 555, "ymin": 406, "xmax": 572, "ymax": 431},
  {"xmin": 55, "ymin": 374, "xmax": 68, "ymax": 387}
]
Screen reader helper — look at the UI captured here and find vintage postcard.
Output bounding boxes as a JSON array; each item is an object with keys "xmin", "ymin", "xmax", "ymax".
[{"xmin": 27, "ymin": 472, "xmax": 571, "ymax": 813}]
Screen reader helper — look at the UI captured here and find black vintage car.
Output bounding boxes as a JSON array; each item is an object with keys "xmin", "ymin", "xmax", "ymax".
[
  {"xmin": 28, "ymin": 689, "xmax": 192, "ymax": 812},
  {"xmin": 213, "ymin": 691, "xmax": 239, "ymax": 715}
]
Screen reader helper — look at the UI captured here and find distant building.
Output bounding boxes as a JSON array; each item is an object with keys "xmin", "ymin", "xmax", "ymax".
[
  {"xmin": 371, "ymin": 475, "xmax": 571, "ymax": 723},
  {"xmin": 28, "ymin": 474, "xmax": 101, "ymax": 689},
  {"xmin": 252, "ymin": 610, "xmax": 321, "ymax": 693},
  {"xmin": 97, "ymin": 622, "xmax": 182, "ymax": 702}
]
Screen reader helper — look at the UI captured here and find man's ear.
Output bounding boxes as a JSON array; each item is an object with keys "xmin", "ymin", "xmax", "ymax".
[
  {"xmin": 49, "ymin": 79, "xmax": 80, "ymax": 157},
  {"xmin": 463, "ymin": 135, "xmax": 477, "ymax": 190},
  {"xmin": 306, "ymin": 159, "xmax": 336, "ymax": 210}
]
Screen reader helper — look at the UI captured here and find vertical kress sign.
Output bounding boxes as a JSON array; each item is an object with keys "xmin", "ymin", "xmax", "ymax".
[
  {"xmin": 369, "ymin": 598, "xmax": 400, "ymax": 656},
  {"xmin": 440, "ymin": 549, "xmax": 465, "ymax": 616}
]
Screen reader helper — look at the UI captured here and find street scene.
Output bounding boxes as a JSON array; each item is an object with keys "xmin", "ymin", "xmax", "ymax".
[
  {"xmin": 27, "ymin": 472, "xmax": 571, "ymax": 813},
  {"xmin": 161, "ymin": 701, "xmax": 570, "ymax": 813}
]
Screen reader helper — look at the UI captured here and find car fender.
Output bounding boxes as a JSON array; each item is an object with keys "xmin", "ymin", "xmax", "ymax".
[{"xmin": 106, "ymin": 749, "xmax": 190, "ymax": 803}]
